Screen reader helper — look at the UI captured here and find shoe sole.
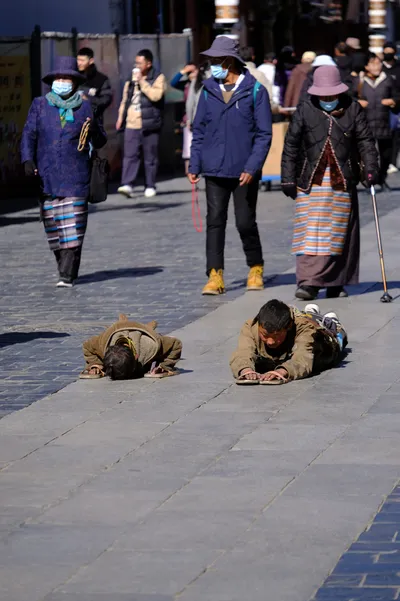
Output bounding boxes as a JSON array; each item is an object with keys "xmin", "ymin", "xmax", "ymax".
[
  {"xmin": 295, "ymin": 291, "xmax": 316, "ymax": 301},
  {"xmin": 202, "ymin": 290, "xmax": 224, "ymax": 296},
  {"xmin": 118, "ymin": 190, "xmax": 134, "ymax": 198},
  {"xmin": 247, "ymin": 286, "xmax": 264, "ymax": 291}
]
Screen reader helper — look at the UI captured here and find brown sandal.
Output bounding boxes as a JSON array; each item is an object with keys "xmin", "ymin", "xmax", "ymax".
[
  {"xmin": 235, "ymin": 371, "xmax": 260, "ymax": 385},
  {"xmin": 144, "ymin": 369, "xmax": 179, "ymax": 379},
  {"xmin": 79, "ymin": 367, "xmax": 104, "ymax": 380},
  {"xmin": 260, "ymin": 371, "xmax": 288, "ymax": 385}
]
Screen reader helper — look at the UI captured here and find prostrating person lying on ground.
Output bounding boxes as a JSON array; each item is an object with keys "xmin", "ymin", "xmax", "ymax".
[
  {"xmin": 80, "ymin": 314, "xmax": 182, "ymax": 380},
  {"xmin": 230, "ymin": 299, "xmax": 347, "ymax": 385}
]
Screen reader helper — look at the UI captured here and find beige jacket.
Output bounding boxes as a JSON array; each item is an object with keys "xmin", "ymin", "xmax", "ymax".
[
  {"xmin": 118, "ymin": 74, "xmax": 167, "ymax": 129},
  {"xmin": 230, "ymin": 310, "xmax": 341, "ymax": 380},
  {"xmin": 83, "ymin": 315, "xmax": 182, "ymax": 374},
  {"xmin": 245, "ymin": 62, "xmax": 279, "ymax": 114}
]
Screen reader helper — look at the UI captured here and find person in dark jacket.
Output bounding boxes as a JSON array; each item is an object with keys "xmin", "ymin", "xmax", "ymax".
[
  {"xmin": 334, "ymin": 42, "xmax": 353, "ymax": 87},
  {"xmin": 188, "ymin": 36, "xmax": 272, "ymax": 296},
  {"xmin": 346, "ymin": 37, "xmax": 366, "ymax": 75},
  {"xmin": 354, "ymin": 53, "xmax": 399, "ymax": 187},
  {"xmin": 274, "ymin": 46, "xmax": 298, "ymax": 107},
  {"xmin": 281, "ymin": 65, "xmax": 379, "ymax": 301},
  {"xmin": 382, "ymin": 42, "xmax": 400, "ymax": 90},
  {"xmin": 77, "ymin": 47, "xmax": 113, "ymax": 123},
  {"xmin": 116, "ymin": 49, "xmax": 167, "ymax": 199},
  {"xmin": 21, "ymin": 56, "xmax": 107, "ymax": 288}
]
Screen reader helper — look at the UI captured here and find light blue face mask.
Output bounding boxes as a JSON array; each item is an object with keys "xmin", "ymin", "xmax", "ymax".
[
  {"xmin": 52, "ymin": 80, "xmax": 74, "ymax": 97},
  {"xmin": 211, "ymin": 64, "xmax": 229, "ymax": 80},
  {"xmin": 319, "ymin": 98, "xmax": 339, "ymax": 112}
]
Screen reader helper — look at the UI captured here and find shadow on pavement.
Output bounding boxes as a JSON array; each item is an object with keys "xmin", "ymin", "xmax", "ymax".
[
  {"xmin": 0, "ymin": 331, "xmax": 69, "ymax": 349},
  {"xmin": 93, "ymin": 201, "xmax": 185, "ymax": 214},
  {"xmin": 78, "ymin": 266, "xmax": 164, "ymax": 284},
  {"xmin": 0, "ymin": 214, "xmax": 38, "ymax": 227}
]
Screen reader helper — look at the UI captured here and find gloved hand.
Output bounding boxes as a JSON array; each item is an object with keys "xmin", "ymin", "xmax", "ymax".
[
  {"xmin": 24, "ymin": 160, "xmax": 37, "ymax": 177},
  {"xmin": 367, "ymin": 172, "xmax": 379, "ymax": 186},
  {"xmin": 282, "ymin": 184, "xmax": 297, "ymax": 200}
]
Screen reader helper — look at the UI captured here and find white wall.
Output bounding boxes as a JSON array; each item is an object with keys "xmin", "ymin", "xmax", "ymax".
[{"xmin": 1, "ymin": 0, "xmax": 112, "ymax": 36}]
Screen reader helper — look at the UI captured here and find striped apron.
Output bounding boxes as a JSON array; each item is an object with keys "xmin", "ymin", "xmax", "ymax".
[
  {"xmin": 292, "ymin": 166, "xmax": 351, "ymax": 256},
  {"xmin": 43, "ymin": 197, "xmax": 88, "ymax": 251}
]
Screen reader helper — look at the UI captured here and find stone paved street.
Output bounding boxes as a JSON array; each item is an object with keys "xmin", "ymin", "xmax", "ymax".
[
  {"xmin": 2, "ymin": 176, "xmax": 400, "ymax": 601},
  {"xmin": 1, "ymin": 177, "xmax": 400, "ymax": 417}
]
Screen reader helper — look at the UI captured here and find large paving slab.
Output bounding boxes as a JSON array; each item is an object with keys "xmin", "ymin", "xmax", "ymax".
[
  {"xmin": 1, "ymin": 195, "xmax": 400, "ymax": 600},
  {"xmin": 1, "ymin": 176, "xmax": 400, "ymax": 416}
]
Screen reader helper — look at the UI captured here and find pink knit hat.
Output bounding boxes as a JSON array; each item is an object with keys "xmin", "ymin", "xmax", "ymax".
[{"xmin": 308, "ymin": 65, "xmax": 349, "ymax": 96}]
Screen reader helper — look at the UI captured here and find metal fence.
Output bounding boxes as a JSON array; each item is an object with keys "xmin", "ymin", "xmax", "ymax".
[{"xmin": 0, "ymin": 29, "xmax": 192, "ymax": 199}]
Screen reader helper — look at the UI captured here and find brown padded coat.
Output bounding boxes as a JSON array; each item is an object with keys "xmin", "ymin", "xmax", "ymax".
[
  {"xmin": 230, "ymin": 310, "xmax": 341, "ymax": 380},
  {"xmin": 82, "ymin": 315, "xmax": 182, "ymax": 373}
]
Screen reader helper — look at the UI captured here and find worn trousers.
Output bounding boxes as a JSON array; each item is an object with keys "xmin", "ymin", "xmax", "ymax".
[
  {"xmin": 54, "ymin": 247, "xmax": 82, "ymax": 283},
  {"xmin": 121, "ymin": 128, "xmax": 159, "ymax": 188},
  {"xmin": 378, "ymin": 138, "xmax": 393, "ymax": 184},
  {"xmin": 205, "ymin": 176, "xmax": 263, "ymax": 274}
]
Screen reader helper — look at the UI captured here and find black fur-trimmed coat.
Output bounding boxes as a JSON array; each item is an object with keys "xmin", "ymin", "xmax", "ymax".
[{"xmin": 281, "ymin": 95, "xmax": 379, "ymax": 194}]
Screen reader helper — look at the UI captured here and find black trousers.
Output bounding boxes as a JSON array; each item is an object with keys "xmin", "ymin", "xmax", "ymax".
[
  {"xmin": 378, "ymin": 138, "xmax": 393, "ymax": 184},
  {"xmin": 205, "ymin": 176, "xmax": 263, "ymax": 274},
  {"xmin": 54, "ymin": 247, "xmax": 82, "ymax": 283}
]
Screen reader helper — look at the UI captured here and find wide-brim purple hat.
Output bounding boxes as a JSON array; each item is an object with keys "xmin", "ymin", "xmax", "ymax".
[
  {"xmin": 201, "ymin": 35, "xmax": 245, "ymax": 64},
  {"xmin": 308, "ymin": 65, "xmax": 349, "ymax": 96},
  {"xmin": 42, "ymin": 56, "xmax": 86, "ymax": 85}
]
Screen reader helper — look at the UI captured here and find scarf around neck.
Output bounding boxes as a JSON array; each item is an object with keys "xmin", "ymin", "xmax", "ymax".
[{"xmin": 46, "ymin": 91, "xmax": 83, "ymax": 126}]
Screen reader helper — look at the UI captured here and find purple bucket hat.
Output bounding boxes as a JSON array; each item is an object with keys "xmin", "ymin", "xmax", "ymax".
[
  {"xmin": 308, "ymin": 65, "xmax": 349, "ymax": 96},
  {"xmin": 42, "ymin": 56, "xmax": 86, "ymax": 85},
  {"xmin": 201, "ymin": 36, "xmax": 245, "ymax": 64}
]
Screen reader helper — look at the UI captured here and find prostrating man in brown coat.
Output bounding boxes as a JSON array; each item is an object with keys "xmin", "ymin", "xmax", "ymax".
[
  {"xmin": 80, "ymin": 314, "xmax": 182, "ymax": 380},
  {"xmin": 230, "ymin": 299, "xmax": 346, "ymax": 385}
]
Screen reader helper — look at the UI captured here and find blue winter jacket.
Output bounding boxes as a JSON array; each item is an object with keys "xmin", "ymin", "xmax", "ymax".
[
  {"xmin": 189, "ymin": 70, "xmax": 272, "ymax": 178},
  {"xmin": 21, "ymin": 97, "xmax": 106, "ymax": 198}
]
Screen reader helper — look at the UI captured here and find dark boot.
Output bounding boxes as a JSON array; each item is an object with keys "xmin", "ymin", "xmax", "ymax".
[
  {"xmin": 326, "ymin": 286, "xmax": 348, "ymax": 298},
  {"xmin": 295, "ymin": 286, "xmax": 319, "ymax": 301}
]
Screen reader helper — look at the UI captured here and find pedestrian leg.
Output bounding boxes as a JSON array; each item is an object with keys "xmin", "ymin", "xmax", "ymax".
[
  {"xmin": 121, "ymin": 129, "xmax": 142, "ymax": 186},
  {"xmin": 142, "ymin": 131, "xmax": 160, "ymax": 189},
  {"xmin": 58, "ymin": 247, "xmax": 82, "ymax": 283},
  {"xmin": 378, "ymin": 138, "xmax": 393, "ymax": 185},
  {"xmin": 232, "ymin": 177, "xmax": 264, "ymax": 267},
  {"xmin": 205, "ymin": 177, "xmax": 232, "ymax": 274}
]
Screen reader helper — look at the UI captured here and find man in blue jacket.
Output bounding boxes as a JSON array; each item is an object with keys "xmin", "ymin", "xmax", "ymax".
[{"xmin": 188, "ymin": 36, "xmax": 272, "ymax": 295}]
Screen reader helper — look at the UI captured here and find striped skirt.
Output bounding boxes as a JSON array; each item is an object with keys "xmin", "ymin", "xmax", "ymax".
[
  {"xmin": 292, "ymin": 167, "xmax": 351, "ymax": 256},
  {"xmin": 43, "ymin": 197, "xmax": 88, "ymax": 251}
]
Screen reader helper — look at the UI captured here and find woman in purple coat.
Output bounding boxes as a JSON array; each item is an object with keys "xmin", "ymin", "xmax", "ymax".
[{"xmin": 21, "ymin": 57, "xmax": 106, "ymax": 287}]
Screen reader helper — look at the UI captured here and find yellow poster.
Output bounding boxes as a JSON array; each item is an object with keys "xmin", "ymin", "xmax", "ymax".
[{"xmin": 0, "ymin": 55, "xmax": 31, "ymax": 181}]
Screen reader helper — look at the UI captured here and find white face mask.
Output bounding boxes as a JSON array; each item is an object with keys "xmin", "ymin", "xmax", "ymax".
[{"xmin": 52, "ymin": 81, "xmax": 74, "ymax": 97}]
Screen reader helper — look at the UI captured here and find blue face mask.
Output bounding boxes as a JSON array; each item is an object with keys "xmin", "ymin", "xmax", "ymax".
[
  {"xmin": 211, "ymin": 64, "xmax": 229, "ymax": 80},
  {"xmin": 319, "ymin": 98, "xmax": 339, "ymax": 112},
  {"xmin": 52, "ymin": 81, "xmax": 74, "ymax": 97}
]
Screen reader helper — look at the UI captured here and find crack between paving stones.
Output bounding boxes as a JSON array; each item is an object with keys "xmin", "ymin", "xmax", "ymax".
[{"xmin": 0, "ymin": 382, "xmax": 234, "ymax": 546}]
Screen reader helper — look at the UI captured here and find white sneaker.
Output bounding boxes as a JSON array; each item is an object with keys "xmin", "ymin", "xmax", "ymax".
[
  {"xmin": 144, "ymin": 187, "xmax": 156, "ymax": 198},
  {"xmin": 56, "ymin": 280, "xmax": 73, "ymax": 288},
  {"xmin": 304, "ymin": 303, "xmax": 320, "ymax": 315},
  {"xmin": 323, "ymin": 311, "xmax": 339, "ymax": 323},
  {"xmin": 118, "ymin": 185, "xmax": 134, "ymax": 197},
  {"xmin": 387, "ymin": 164, "xmax": 398, "ymax": 175}
]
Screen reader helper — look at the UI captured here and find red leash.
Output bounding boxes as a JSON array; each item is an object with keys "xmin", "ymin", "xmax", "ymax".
[{"xmin": 192, "ymin": 184, "xmax": 203, "ymax": 233}]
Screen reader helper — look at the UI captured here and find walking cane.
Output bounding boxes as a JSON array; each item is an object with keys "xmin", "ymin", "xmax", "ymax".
[{"xmin": 370, "ymin": 185, "xmax": 393, "ymax": 303}]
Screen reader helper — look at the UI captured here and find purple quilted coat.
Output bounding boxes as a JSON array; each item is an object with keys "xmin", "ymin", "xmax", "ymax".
[{"xmin": 21, "ymin": 97, "xmax": 105, "ymax": 198}]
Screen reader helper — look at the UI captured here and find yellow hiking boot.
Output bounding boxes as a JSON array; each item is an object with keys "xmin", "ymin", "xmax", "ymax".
[
  {"xmin": 247, "ymin": 265, "xmax": 264, "ymax": 291},
  {"xmin": 202, "ymin": 269, "xmax": 225, "ymax": 295}
]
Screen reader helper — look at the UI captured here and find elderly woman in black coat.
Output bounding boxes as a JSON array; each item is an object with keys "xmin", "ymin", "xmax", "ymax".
[{"xmin": 281, "ymin": 65, "xmax": 379, "ymax": 301}]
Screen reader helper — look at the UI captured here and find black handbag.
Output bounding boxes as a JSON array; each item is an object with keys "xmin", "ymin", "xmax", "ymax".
[{"xmin": 89, "ymin": 153, "xmax": 109, "ymax": 204}]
